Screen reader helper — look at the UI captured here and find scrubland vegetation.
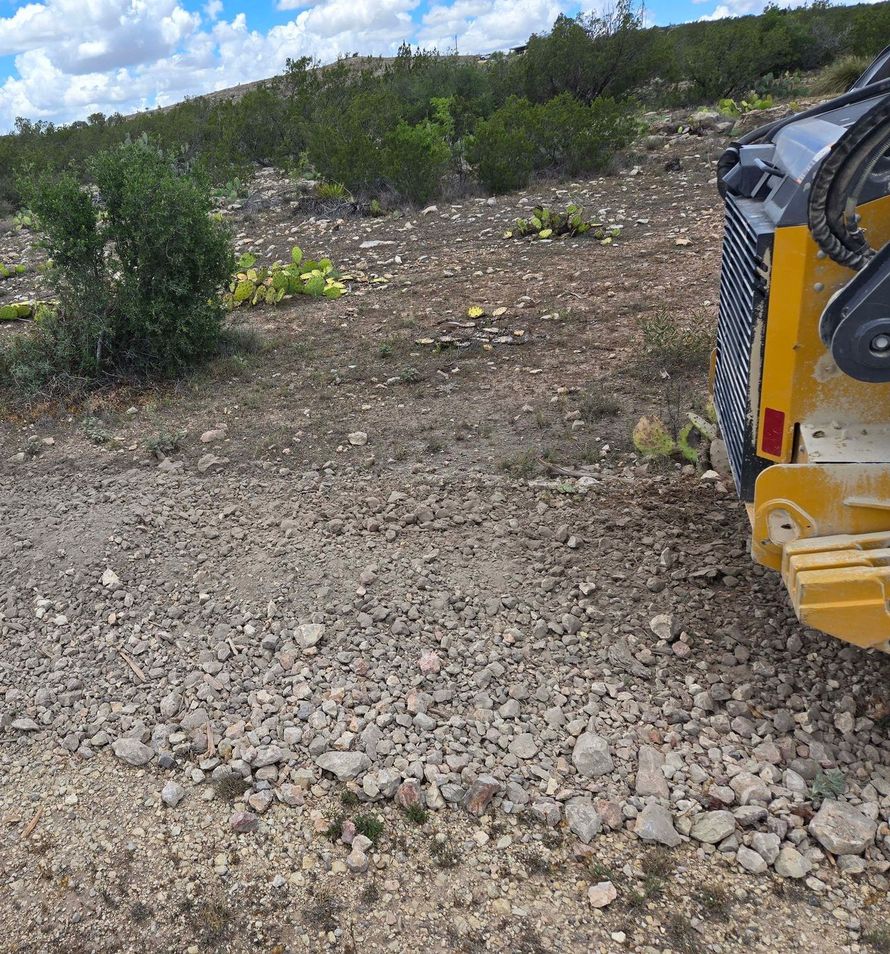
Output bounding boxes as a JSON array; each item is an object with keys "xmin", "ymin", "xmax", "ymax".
[
  {"xmin": 0, "ymin": 1, "xmax": 887, "ymax": 210},
  {"xmin": 1, "ymin": 0, "xmax": 888, "ymax": 396}
]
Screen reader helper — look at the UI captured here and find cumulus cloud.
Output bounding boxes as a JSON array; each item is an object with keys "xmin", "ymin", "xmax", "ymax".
[
  {"xmin": 697, "ymin": 0, "xmax": 884, "ymax": 20},
  {"xmin": 0, "ymin": 0, "xmax": 618, "ymax": 130},
  {"xmin": 0, "ymin": 0, "xmax": 430, "ymax": 128},
  {"xmin": 418, "ymin": 0, "xmax": 563, "ymax": 53}
]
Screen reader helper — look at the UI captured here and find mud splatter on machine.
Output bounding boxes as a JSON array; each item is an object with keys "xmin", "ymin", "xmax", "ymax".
[{"xmin": 715, "ymin": 48, "xmax": 890, "ymax": 647}]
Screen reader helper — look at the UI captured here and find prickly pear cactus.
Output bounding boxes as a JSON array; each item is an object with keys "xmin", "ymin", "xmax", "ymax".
[
  {"xmin": 223, "ymin": 245, "xmax": 346, "ymax": 310},
  {"xmin": 505, "ymin": 204, "xmax": 621, "ymax": 243},
  {"xmin": 633, "ymin": 416, "xmax": 676, "ymax": 458}
]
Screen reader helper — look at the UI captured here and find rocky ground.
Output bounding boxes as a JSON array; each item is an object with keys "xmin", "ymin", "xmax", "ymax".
[{"xmin": 3, "ymin": 105, "xmax": 890, "ymax": 953}]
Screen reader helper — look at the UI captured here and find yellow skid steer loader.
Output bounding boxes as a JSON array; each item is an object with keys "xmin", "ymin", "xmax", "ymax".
[{"xmin": 715, "ymin": 48, "xmax": 890, "ymax": 648}]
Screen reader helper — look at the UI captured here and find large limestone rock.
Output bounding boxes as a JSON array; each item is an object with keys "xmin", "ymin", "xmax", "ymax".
[
  {"xmin": 634, "ymin": 802, "xmax": 681, "ymax": 847},
  {"xmin": 572, "ymin": 732, "xmax": 613, "ymax": 777},
  {"xmin": 690, "ymin": 811, "xmax": 736, "ymax": 845},
  {"xmin": 635, "ymin": 745, "xmax": 669, "ymax": 799},
  {"xmin": 315, "ymin": 751, "xmax": 371, "ymax": 781},
  {"xmin": 808, "ymin": 800, "xmax": 877, "ymax": 856}
]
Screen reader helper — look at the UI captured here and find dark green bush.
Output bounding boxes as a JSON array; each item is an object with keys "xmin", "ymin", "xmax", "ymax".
[
  {"xmin": 383, "ymin": 120, "xmax": 450, "ymax": 204},
  {"xmin": 531, "ymin": 93, "xmax": 637, "ymax": 174},
  {"xmin": 2, "ymin": 141, "xmax": 233, "ymax": 395},
  {"xmin": 470, "ymin": 92, "xmax": 636, "ymax": 192},
  {"xmin": 307, "ymin": 88, "xmax": 400, "ymax": 196},
  {"xmin": 469, "ymin": 97, "xmax": 536, "ymax": 194}
]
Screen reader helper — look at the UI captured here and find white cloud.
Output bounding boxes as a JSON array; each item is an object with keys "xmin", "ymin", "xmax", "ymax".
[
  {"xmin": 698, "ymin": 0, "xmax": 885, "ymax": 20},
  {"xmin": 0, "ymin": 0, "xmax": 435, "ymax": 129},
  {"xmin": 418, "ymin": 0, "xmax": 562, "ymax": 53}
]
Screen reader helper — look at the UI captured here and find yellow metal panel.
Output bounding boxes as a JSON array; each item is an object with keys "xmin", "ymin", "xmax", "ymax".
[
  {"xmin": 752, "ymin": 463, "xmax": 890, "ymax": 570},
  {"xmin": 757, "ymin": 194, "xmax": 890, "ymax": 463}
]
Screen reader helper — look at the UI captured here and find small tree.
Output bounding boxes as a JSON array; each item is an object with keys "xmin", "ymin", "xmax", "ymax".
[
  {"xmin": 6, "ymin": 140, "xmax": 233, "ymax": 392},
  {"xmin": 383, "ymin": 120, "xmax": 450, "ymax": 205},
  {"xmin": 469, "ymin": 97, "xmax": 536, "ymax": 194}
]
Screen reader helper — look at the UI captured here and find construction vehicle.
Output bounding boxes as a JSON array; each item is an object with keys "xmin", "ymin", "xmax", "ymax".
[{"xmin": 714, "ymin": 49, "xmax": 890, "ymax": 649}]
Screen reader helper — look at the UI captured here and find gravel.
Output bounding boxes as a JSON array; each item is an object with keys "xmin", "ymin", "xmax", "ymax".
[{"xmin": 3, "ymin": 126, "xmax": 890, "ymax": 907}]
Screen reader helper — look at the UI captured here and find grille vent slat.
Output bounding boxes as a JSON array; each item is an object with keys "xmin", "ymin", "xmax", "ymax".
[{"xmin": 713, "ymin": 195, "xmax": 775, "ymax": 501}]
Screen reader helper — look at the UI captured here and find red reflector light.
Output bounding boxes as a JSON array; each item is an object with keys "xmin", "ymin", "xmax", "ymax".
[{"xmin": 761, "ymin": 407, "xmax": 785, "ymax": 456}]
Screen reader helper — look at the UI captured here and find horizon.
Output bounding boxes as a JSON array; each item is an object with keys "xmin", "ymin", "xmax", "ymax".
[{"xmin": 0, "ymin": 0, "xmax": 880, "ymax": 133}]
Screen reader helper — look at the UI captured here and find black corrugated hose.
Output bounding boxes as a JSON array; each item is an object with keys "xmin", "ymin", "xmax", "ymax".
[{"xmin": 807, "ymin": 92, "xmax": 890, "ymax": 270}]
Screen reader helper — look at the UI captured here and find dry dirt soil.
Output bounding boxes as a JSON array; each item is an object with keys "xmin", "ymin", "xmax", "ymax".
[{"xmin": 2, "ymin": 127, "xmax": 890, "ymax": 954}]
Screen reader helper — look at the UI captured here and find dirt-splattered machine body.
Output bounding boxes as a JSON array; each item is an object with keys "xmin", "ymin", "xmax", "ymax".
[{"xmin": 715, "ymin": 49, "xmax": 890, "ymax": 647}]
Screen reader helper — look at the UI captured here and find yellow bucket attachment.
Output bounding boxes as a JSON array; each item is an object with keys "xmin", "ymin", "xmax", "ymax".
[{"xmin": 782, "ymin": 531, "xmax": 890, "ymax": 648}]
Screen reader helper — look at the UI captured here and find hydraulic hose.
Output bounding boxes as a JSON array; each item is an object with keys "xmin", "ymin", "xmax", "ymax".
[{"xmin": 808, "ymin": 92, "xmax": 890, "ymax": 270}]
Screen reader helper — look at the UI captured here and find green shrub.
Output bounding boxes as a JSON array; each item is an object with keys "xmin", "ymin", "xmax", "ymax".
[
  {"xmin": 383, "ymin": 120, "xmax": 450, "ymax": 205},
  {"xmin": 307, "ymin": 89, "xmax": 400, "ymax": 196},
  {"xmin": 470, "ymin": 93, "xmax": 635, "ymax": 193},
  {"xmin": 531, "ymin": 93, "xmax": 637, "ymax": 174},
  {"xmin": 469, "ymin": 97, "xmax": 536, "ymax": 194},
  {"xmin": 813, "ymin": 54, "xmax": 871, "ymax": 95},
  {"xmin": 3, "ymin": 141, "xmax": 232, "ymax": 395}
]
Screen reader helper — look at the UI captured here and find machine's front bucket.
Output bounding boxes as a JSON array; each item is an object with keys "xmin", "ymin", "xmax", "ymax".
[{"xmin": 751, "ymin": 462, "xmax": 890, "ymax": 647}]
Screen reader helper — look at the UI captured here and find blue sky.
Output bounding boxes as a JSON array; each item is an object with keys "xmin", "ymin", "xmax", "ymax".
[{"xmin": 0, "ymin": 0, "xmax": 855, "ymax": 130}]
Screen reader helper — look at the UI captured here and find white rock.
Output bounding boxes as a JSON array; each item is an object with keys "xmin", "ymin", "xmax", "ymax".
[
  {"xmin": 635, "ymin": 745, "xmax": 669, "ymax": 798},
  {"xmin": 161, "ymin": 780, "xmax": 186, "ymax": 807},
  {"xmin": 316, "ymin": 751, "xmax": 371, "ymax": 781},
  {"xmin": 774, "ymin": 845, "xmax": 810, "ymax": 879},
  {"xmin": 572, "ymin": 733, "xmax": 613, "ymax": 777},
  {"xmin": 809, "ymin": 800, "xmax": 877, "ymax": 856},
  {"xmin": 112, "ymin": 738, "xmax": 154, "ymax": 766},
  {"xmin": 737, "ymin": 845, "xmax": 767, "ymax": 874},
  {"xmin": 347, "ymin": 431, "xmax": 368, "ymax": 446},
  {"xmin": 648, "ymin": 614, "xmax": 674, "ymax": 641},
  {"xmin": 690, "ymin": 810, "xmax": 736, "ymax": 845},
  {"xmin": 508, "ymin": 733, "xmax": 538, "ymax": 759},
  {"xmin": 587, "ymin": 881, "xmax": 617, "ymax": 908},
  {"xmin": 635, "ymin": 802, "xmax": 681, "ymax": 847},
  {"xmin": 197, "ymin": 453, "xmax": 227, "ymax": 473},
  {"xmin": 101, "ymin": 568, "xmax": 120, "ymax": 588},
  {"xmin": 565, "ymin": 797, "xmax": 601, "ymax": 844},
  {"xmin": 296, "ymin": 623, "xmax": 325, "ymax": 648}
]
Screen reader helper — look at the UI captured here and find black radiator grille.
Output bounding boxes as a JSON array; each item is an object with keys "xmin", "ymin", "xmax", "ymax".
[{"xmin": 713, "ymin": 195, "xmax": 774, "ymax": 501}]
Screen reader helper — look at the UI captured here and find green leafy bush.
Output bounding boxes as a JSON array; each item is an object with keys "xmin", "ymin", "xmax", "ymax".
[
  {"xmin": 2, "ymin": 141, "xmax": 232, "ymax": 395},
  {"xmin": 383, "ymin": 120, "xmax": 450, "ymax": 205},
  {"xmin": 469, "ymin": 97, "xmax": 536, "ymax": 194},
  {"xmin": 530, "ymin": 93, "xmax": 637, "ymax": 174},
  {"xmin": 470, "ymin": 93, "xmax": 636, "ymax": 193}
]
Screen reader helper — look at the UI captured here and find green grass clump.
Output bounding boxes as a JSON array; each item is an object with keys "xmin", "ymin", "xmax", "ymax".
[
  {"xmin": 354, "ymin": 813, "xmax": 384, "ymax": 845},
  {"xmin": 813, "ymin": 55, "xmax": 871, "ymax": 95}
]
